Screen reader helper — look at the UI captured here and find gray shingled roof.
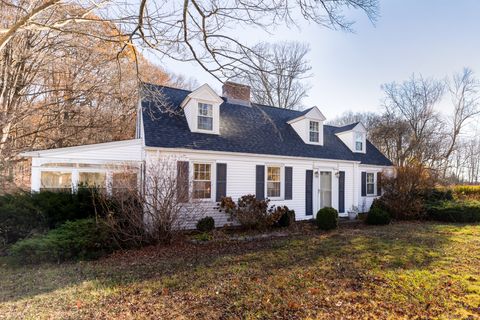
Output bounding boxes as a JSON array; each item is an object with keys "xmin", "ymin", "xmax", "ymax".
[
  {"xmin": 141, "ymin": 84, "xmax": 392, "ymax": 166},
  {"xmin": 335, "ymin": 122, "xmax": 361, "ymax": 133}
]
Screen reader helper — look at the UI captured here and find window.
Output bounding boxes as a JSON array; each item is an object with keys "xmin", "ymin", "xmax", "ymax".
[
  {"xmin": 366, "ymin": 172, "xmax": 375, "ymax": 195},
  {"xmin": 112, "ymin": 172, "xmax": 138, "ymax": 193},
  {"xmin": 193, "ymin": 163, "xmax": 211, "ymax": 199},
  {"xmin": 198, "ymin": 103, "xmax": 213, "ymax": 130},
  {"xmin": 267, "ymin": 166, "xmax": 281, "ymax": 198},
  {"xmin": 79, "ymin": 172, "xmax": 106, "ymax": 190},
  {"xmin": 309, "ymin": 121, "xmax": 319, "ymax": 142},
  {"xmin": 40, "ymin": 171, "xmax": 72, "ymax": 191},
  {"xmin": 355, "ymin": 133, "xmax": 364, "ymax": 151}
]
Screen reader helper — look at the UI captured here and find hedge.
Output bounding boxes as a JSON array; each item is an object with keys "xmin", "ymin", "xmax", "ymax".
[
  {"xmin": 427, "ymin": 200, "xmax": 480, "ymax": 223},
  {"xmin": 0, "ymin": 188, "xmax": 103, "ymax": 245},
  {"xmin": 9, "ymin": 219, "xmax": 113, "ymax": 264}
]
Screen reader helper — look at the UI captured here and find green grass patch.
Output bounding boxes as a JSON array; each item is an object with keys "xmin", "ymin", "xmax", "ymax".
[{"xmin": 0, "ymin": 222, "xmax": 479, "ymax": 319}]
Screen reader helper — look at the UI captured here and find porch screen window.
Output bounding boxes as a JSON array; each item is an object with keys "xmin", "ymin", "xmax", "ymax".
[
  {"xmin": 79, "ymin": 172, "xmax": 106, "ymax": 190},
  {"xmin": 112, "ymin": 172, "xmax": 138, "ymax": 192},
  {"xmin": 193, "ymin": 163, "xmax": 211, "ymax": 199},
  {"xmin": 198, "ymin": 103, "xmax": 213, "ymax": 130},
  {"xmin": 40, "ymin": 171, "xmax": 72, "ymax": 191},
  {"xmin": 355, "ymin": 133, "xmax": 363, "ymax": 151},
  {"xmin": 309, "ymin": 121, "xmax": 319, "ymax": 142},
  {"xmin": 267, "ymin": 166, "xmax": 281, "ymax": 198},
  {"xmin": 366, "ymin": 172, "xmax": 375, "ymax": 195}
]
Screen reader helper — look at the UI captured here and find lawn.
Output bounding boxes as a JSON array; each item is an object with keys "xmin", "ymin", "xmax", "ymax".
[{"xmin": 1, "ymin": 222, "xmax": 479, "ymax": 319}]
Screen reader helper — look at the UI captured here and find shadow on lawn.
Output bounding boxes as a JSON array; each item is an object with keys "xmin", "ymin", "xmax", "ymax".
[{"xmin": 0, "ymin": 222, "xmax": 461, "ymax": 304}]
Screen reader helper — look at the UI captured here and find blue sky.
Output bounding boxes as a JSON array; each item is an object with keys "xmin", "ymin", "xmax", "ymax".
[{"xmin": 151, "ymin": 1, "xmax": 480, "ymax": 120}]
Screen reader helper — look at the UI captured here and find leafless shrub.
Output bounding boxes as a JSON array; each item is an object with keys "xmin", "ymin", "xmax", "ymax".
[
  {"xmin": 379, "ymin": 165, "xmax": 437, "ymax": 220},
  {"xmin": 95, "ymin": 157, "xmax": 205, "ymax": 246},
  {"xmin": 219, "ymin": 195, "xmax": 284, "ymax": 230}
]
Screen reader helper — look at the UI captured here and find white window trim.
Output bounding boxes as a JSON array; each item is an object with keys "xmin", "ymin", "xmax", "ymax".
[
  {"xmin": 354, "ymin": 132, "xmax": 365, "ymax": 153},
  {"xmin": 197, "ymin": 102, "xmax": 214, "ymax": 132},
  {"xmin": 191, "ymin": 161, "xmax": 214, "ymax": 201},
  {"xmin": 265, "ymin": 164, "xmax": 283, "ymax": 200},
  {"xmin": 309, "ymin": 120, "xmax": 320, "ymax": 143},
  {"xmin": 366, "ymin": 172, "xmax": 376, "ymax": 196}
]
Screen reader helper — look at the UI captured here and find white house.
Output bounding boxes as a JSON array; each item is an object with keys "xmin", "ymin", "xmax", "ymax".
[{"xmin": 21, "ymin": 82, "xmax": 393, "ymax": 227}]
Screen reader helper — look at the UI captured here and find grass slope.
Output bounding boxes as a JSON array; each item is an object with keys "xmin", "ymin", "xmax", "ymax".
[{"xmin": 1, "ymin": 222, "xmax": 479, "ymax": 319}]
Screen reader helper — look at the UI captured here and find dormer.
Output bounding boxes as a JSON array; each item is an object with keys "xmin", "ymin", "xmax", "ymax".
[
  {"xmin": 287, "ymin": 106, "xmax": 327, "ymax": 145},
  {"xmin": 180, "ymin": 84, "xmax": 223, "ymax": 134},
  {"xmin": 335, "ymin": 122, "xmax": 367, "ymax": 153}
]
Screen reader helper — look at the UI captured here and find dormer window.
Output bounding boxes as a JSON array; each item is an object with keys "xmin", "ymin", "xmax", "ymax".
[
  {"xmin": 198, "ymin": 103, "xmax": 213, "ymax": 131},
  {"xmin": 309, "ymin": 121, "xmax": 320, "ymax": 143},
  {"xmin": 355, "ymin": 133, "xmax": 364, "ymax": 151}
]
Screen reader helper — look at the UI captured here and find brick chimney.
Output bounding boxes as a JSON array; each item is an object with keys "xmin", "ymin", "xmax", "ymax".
[{"xmin": 222, "ymin": 81, "xmax": 251, "ymax": 106}]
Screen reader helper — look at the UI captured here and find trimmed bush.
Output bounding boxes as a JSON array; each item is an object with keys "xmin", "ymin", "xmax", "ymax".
[
  {"xmin": 9, "ymin": 218, "xmax": 112, "ymax": 264},
  {"xmin": 276, "ymin": 206, "xmax": 295, "ymax": 228},
  {"xmin": 31, "ymin": 188, "xmax": 101, "ymax": 229},
  {"xmin": 316, "ymin": 207, "xmax": 338, "ymax": 230},
  {"xmin": 451, "ymin": 185, "xmax": 480, "ymax": 201},
  {"xmin": 0, "ymin": 194, "xmax": 44, "ymax": 245},
  {"xmin": 0, "ymin": 188, "xmax": 104, "ymax": 246},
  {"xmin": 219, "ymin": 195, "xmax": 271, "ymax": 229},
  {"xmin": 427, "ymin": 200, "xmax": 480, "ymax": 223},
  {"xmin": 196, "ymin": 216, "xmax": 215, "ymax": 232},
  {"xmin": 366, "ymin": 207, "xmax": 391, "ymax": 225}
]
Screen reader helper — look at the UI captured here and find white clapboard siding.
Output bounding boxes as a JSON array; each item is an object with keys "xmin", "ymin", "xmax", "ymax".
[{"xmin": 150, "ymin": 149, "xmax": 390, "ymax": 228}]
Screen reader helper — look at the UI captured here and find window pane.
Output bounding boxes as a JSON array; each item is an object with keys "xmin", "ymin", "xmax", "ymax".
[
  {"xmin": 193, "ymin": 163, "xmax": 211, "ymax": 199},
  {"xmin": 320, "ymin": 172, "xmax": 332, "ymax": 208},
  {"xmin": 41, "ymin": 163, "xmax": 76, "ymax": 167},
  {"xmin": 112, "ymin": 172, "xmax": 137, "ymax": 191},
  {"xmin": 366, "ymin": 173, "xmax": 375, "ymax": 194},
  {"xmin": 367, "ymin": 183, "xmax": 375, "ymax": 195},
  {"xmin": 267, "ymin": 167, "xmax": 280, "ymax": 182},
  {"xmin": 41, "ymin": 171, "xmax": 72, "ymax": 191},
  {"xmin": 78, "ymin": 172, "xmax": 106, "ymax": 188},
  {"xmin": 267, "ymin": 166, "xmax": 281, "ymax": 197},
  {"xmin": 356, "ymin": 141, "xmax": 363, "ymax": 151},
  {"xmin": 310, "ymin": 132, "xmax": 319, "ymax": 142},
  {"xmin": 198, "ymin": 116, "xmax": 213, "ymax": 130},
  {"xmin": 310, "ymin": 121, "xmax": 319, "ymax": 132},
  {"xmin": 198, "ymin": 103, "xmax": 213, "ymax": 116},
  {"xmin": 193, "ymin": 181, "xmax": 211, "ymax": 199},
  {"xmin": 267, "ymin": 182, "xmax": 280, "ymax": 197},
  {"xmin": 367, "ymin": 173, "xmax": 374, "ymax": 183}
]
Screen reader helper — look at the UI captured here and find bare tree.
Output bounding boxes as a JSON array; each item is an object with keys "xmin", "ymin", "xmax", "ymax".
[
  {"xmin": 97, "ymin": 157, "xmax": 206, "ymax": 246},
  {"xmin": 239, "ymin": 42, "xmax": 312, "ymax": 109},
  {"xmin": 0, "ymin": 8, "xmax": 182, "ymax": 190},
  {"xmin": 381, "ymin": 74, "xmax": 445, "ymax": 166},
  {"xmin": 1, "ymin": 0, "xmax": 379, "ymax": 80},
  {"xmin": 443, "ymin": 68, "xmax": 480, "ymax": 160},
  {"xmin": 328, "ymin": 111, "xmax": 380, "ymax": 130}
]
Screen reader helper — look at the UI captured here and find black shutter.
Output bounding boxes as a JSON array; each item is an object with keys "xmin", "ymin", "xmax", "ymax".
[
  {"xmin": 285, "ymin": 166, "xmax": 293, "ymax": 200},
  {"xmin": 377, "ymin": 172, "xmax": 382, "ymax": 196},
  {"xmin": 177, "ymin": 161, "xmax": 189, "ymax": 202},
  {"xmin": 338, "ymin": 171, "xmax": 345, "ymax": 213},
  {"xmin": 305, "ymin": 170, "xmax": 313, "ymax": 216},
  {"xmin": 255, "ymin": 165, "xmax": 265, "ymax": 200},
  {"xmin": 216, "ymin": 163, "xmax": 227, "ymax": 202},
  {"xmin": 361, "ymin": 171, "xmax": 367, "ymax": 197}
]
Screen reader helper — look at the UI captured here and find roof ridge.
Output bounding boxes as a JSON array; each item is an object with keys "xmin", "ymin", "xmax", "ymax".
[
  {"xmin": 142, "ymin": 82, "xmax": 310, "ymax": 114},
  {"xmin": 142, "ymin": 82, "xmax": 193, "ymax": 93},
  {"xmin": 251, "ymin": 103, "xmax": 308, "ymax": 114}
]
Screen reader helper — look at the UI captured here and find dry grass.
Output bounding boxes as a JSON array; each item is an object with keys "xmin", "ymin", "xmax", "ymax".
[{"xmin": 1, "ymin": 222, "xmax": 479, "ymax": 319}]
